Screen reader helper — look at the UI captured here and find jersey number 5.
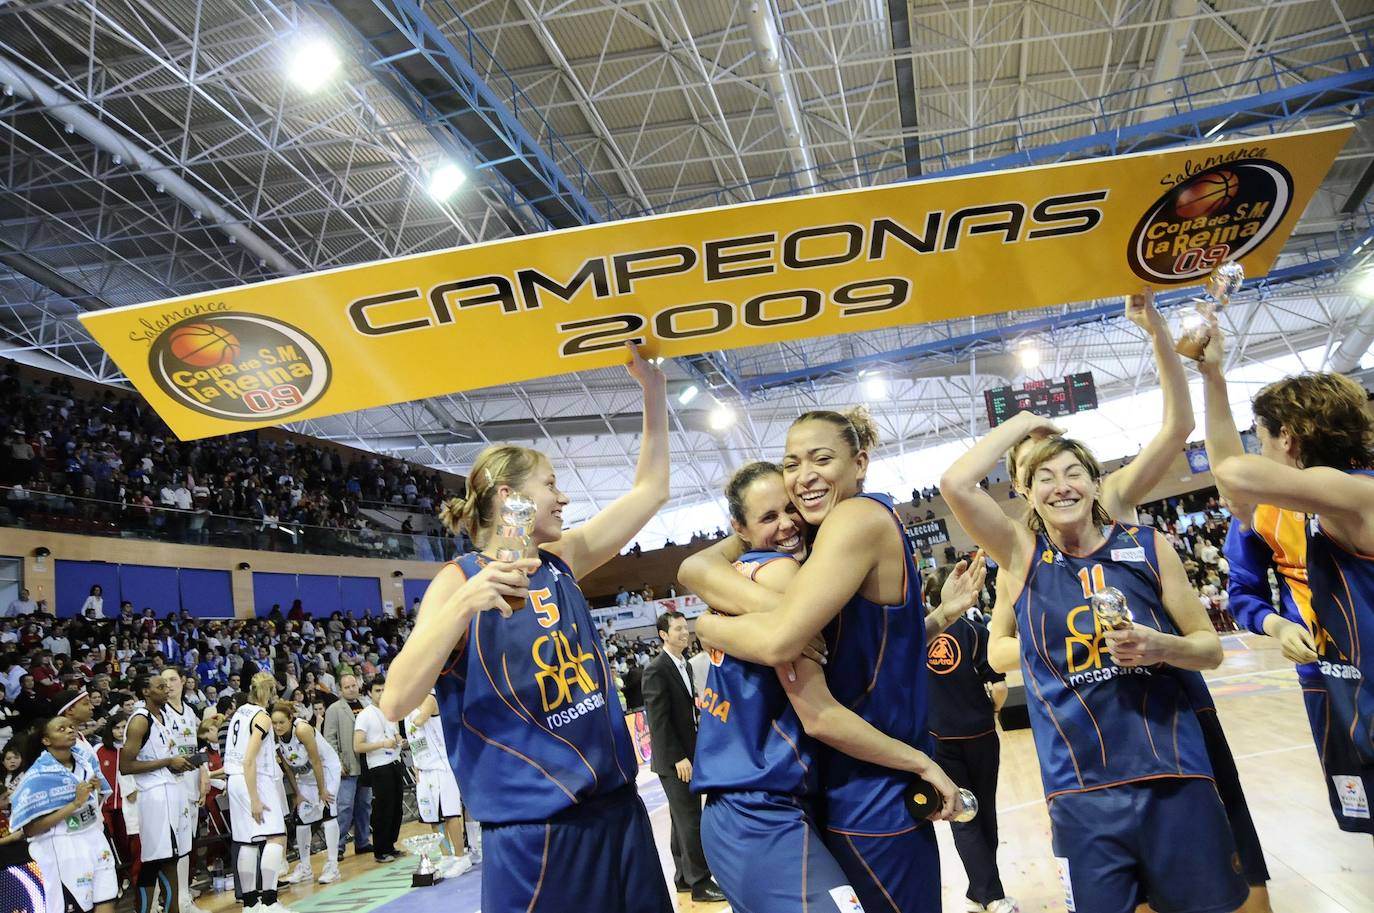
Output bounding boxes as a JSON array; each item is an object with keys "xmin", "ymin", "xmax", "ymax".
[{"xmin": 530, "ymin": 588, "xmax": 560, "ymax": 628}]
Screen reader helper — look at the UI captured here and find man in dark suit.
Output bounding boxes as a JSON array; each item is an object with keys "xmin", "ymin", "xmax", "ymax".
[{"xmin": 641, "ymin": 611, "xmax": 723, "ymax": 903}]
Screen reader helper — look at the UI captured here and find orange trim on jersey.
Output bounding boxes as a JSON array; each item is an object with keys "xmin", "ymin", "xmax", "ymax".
[
  {"xmin": 931, "ymin": 727, "xmax": 996, "ymax": 741},
  {"xmin": 1040, "ymin": 607, "xmax": 1108, "ymax": 770},
  {"xmin": 501, "ymin": 655, "xmax": 600, "ymax": 786},
  {"xmin": 438, "ymin": 562, "xmax": 472, "ymax": 678},
  {"xmin": 769, "ymin": 719, "xmax": 811, "ymax": 775},
  {"xmin": 825, "ymin": 820, "xmax": 922, "ymax": 838},
  {"xmin": 840, "ymin": 832, "xmax": 900, "ymax": 911},
  {"xmin": 743, "ymin": 555, "xmax": 799, "ymax": 581},
  {"xmin": 1045, "ymin": 772, "xmax": 1214, "ymax": 803},
  {"xmin": 1141, "ymin": 689, "xmax": 1161, "ymax": 764},
  {"xmin": 593, "ymin": 637, "xmax": 633, "ymax": 784},
  {"xmin": 854, "ymin": 604, "xmax": 890, "ymax": 709},
  {"xmin": 526, "ymin": 823, "xmax": 551, "ymax": 913},
  {"xmin": 459, "ymin": 716, "xmax": 575, "ymax": 803},
  {"xmin": 1333, "ymin": 564, "xmax": 1363, "ymax": 668},
  {"xmin": 1023, "ymin": 577, "xmax": 1085, "ymax": 789}
]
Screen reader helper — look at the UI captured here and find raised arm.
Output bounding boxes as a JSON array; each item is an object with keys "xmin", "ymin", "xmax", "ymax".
[
  {"xmin": 380, "ymin": 558, "xmax": 538, "ymax": 721},
  {"xmin": 1197, "ymin": 317, "xmax": 1252, "ymax": 522},
  {"xmin": 677, "ymin": 535, "xmax": 777, "ymax": 616},
  {"xmin": 748, "ymin": 558, "xmax": 958, "ymax": 817},
  {"xmin": 549, "ymin": 344, "xmax": 668, "ymax": 579},
  {"xmin": 940, "ymin": 410, "xmax": 1052, "ymax": 568},
  {"xmin": 694, "ymin": 498, "xmax": 889, "ymax": 666},
  {"xmin": 1102, "ymin": 289, "xmax": 1195, "ymax": 519},
  {"xmin": 1213, "ymin": 456, "xmax": 1374, "ymax": 557},
  {"xmin": 1103, "ymin": 532, "xmax": 1223, "ymax": 671}
]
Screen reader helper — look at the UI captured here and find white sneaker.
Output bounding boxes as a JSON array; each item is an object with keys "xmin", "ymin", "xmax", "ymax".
[
  {"xmin": 317, "ymin": 862, "xmax": 341, "ymax": 885},
  {"xmin": 437, "ymin": 855, "xmax": 473, "ymax": 879},
  {"xmin": 284, "ymin": 862, "xmax": 313, "ymax": 885},
  {"xmin": 965, "ymin": 902, "xmax": 985, "ymax": 913},
  {"xmin": 181, "ymin": 903, "xmax": 212, "ymax": 913},
  {"xmin": 259, "ymin": 903, "xmax": 297, "ymax": 913},
  {"xmin": 985, "ymin": 899, "xmax": 1020, "ymax": 913}
]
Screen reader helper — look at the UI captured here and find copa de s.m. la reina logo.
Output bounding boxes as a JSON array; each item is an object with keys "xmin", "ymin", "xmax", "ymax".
[
  {"xmin": 147, "ymin": 313, "xmax": 330, "ymax": 421},
  {"xmin": 1127, "ymin": 158, "xmax": 1293, "ymax": 284}
]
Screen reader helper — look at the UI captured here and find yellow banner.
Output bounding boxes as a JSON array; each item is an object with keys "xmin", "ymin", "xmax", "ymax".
[{"xmin": 79, "ymin": 126, "xmax": 1351, "ymax": 441}]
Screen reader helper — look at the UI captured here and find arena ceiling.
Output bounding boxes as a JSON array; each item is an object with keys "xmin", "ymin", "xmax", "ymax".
[{"xmin": 1, "ymin": 0, "xmax": 1373, "ymax": 543}]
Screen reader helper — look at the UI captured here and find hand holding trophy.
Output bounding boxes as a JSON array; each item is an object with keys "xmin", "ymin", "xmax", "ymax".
[
  {"xmin": 489, "ymin": 494, "xmax": 536, "ymax": 612},
  {"xmin": 1175, "ymin": 260, "xmax": 1243, "ymax": 360},
  {"xmin": 1090, "ymin": 586, "xmax": 1134, "ymax": 630}
]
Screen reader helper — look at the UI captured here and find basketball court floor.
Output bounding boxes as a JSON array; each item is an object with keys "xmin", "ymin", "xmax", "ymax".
[{"xmin": 200, "ymin": 633, "xmax": 1371, "ymax": 913}]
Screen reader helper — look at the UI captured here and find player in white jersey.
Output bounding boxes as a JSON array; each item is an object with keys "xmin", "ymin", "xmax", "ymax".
[
  {"xmin": 13, "ymin": 716, "xmax": 117, "ymax": 913},
  {"xmin": 161, "ymin": 667, "xmax": 211, "ymax": 913},
  {"xmin": 223, "ymin": 673, "xmax": 293, "ymax": 913},
  {"xmin": 404, "ymin": 691, "xmax": 472, "ymax": 880},
  {"xmin": 120, "ymin": 674, "xmax": 195, "ymax": 913},
  {"xmin": 270, "ymin": 702, "xmax": 342, "ymax": 885}
]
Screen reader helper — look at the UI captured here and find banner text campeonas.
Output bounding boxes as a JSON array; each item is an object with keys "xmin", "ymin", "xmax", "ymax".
[{"xmin": 79, "ymin": 126, "xmax": 1352, "ymax": 440}]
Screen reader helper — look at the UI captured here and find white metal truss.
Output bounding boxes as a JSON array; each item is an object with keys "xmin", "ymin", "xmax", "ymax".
[{"xmin": 0, "ymin": 0, "xmax": 1372, "ymax": 546}]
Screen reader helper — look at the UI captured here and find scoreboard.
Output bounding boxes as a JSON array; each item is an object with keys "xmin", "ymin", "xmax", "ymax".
[{"xmin": 984, "ymin": 372, "xmax": 1098, "ymax": 428}]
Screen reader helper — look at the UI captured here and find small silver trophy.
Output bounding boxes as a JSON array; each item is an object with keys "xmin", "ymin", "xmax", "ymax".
[
  {"xmin": 1175, "ymin": 260, "xmax": 1244, "ymax": 360},
  {"xmin": 951, "ymin": 787, "xmax": 979, "ymax": 823},
  {"xmin": 490, "ymin": 494, "xmax": 536, "ymax": 611},
  {"xmin": 1090, "ymin": 586, "xmax": 1134, "ymax": 630},
  {"xmin": 401, "ymin": 833, "xmax": 446, "ymax": 887}
]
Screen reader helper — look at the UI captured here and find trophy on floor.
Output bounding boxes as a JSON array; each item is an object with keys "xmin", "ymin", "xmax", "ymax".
[
  {"xmin": 904, "ymin": 781, "xmax": 979, "ymax": 823},
  {"xmin": 401, "ymin": 833, "xmax": 445, "ymax": 887},
  {"xmin": 1175, "ymin": 260, "xmax": 1244, "ymax": 360},
  {"xmin": 1090, "ymin": 586, "xmax": 1134, "ymax": 630},
  {"xmin": 489, "ymin": 493, "xmax": 536, "ymax": 612}
]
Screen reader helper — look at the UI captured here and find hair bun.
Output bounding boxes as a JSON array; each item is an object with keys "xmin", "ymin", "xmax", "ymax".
[{"xmin": 842, "ymin": 405, "xmax": 880, "ymax": 451}]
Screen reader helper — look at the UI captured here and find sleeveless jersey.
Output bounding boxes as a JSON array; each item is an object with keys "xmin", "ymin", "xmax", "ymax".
[
  {"xmin": 223, "ymin": 704, "xmax": 281, "ymax": 781},
  {"xmin": 127, "ymin": 706, "xmax": 177, "ymax": 790},
  {"xmin": 436, "ymin": 550, "xmax": 636, "ymax": 824},
  {"xmin": 1305, "ymin": 469, "xmax": 1374, "ymax": 764},
  {"xmin": 279, "ymin": 723, "xmax": 340, "ymax": 782},
  {"xmin": 164, "ymin": 700, "xmax": 201, "ymax": 778},
  {"xmin": 691, "ymin": 550, "xmax": 815, "ymax": 797},
  {"xmin": 821, "ymin": 492, "xmax": 931, "ymax": 835},
  {"xmin": 1014, "ymin": 525, "xmax": 1212, "ymax": 799},
  {"xmin": 405, "ymin": 699, "xmax": 451, "ymax": 773}
]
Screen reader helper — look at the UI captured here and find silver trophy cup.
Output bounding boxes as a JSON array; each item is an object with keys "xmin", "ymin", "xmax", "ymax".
[
  {"xmin": 1090, "ymin": 586, "xmax": 1134, "ymax": 630},
  {"xmin": 1175, "ymin": 260, "xmax": 1244, "ymax": 360},
  {"xmin": 951, "ymin": 787, "xmax": 979, "ymax": 823},
  {"xmin": 401, "ymin": 833, "xmax": 446, "ymax": 887}
]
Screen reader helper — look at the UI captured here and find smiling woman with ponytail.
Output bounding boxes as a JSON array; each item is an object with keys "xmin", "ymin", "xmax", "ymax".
[{"xmin": 382, "ymin": 343, "xmax": 672, "ymax": 913}]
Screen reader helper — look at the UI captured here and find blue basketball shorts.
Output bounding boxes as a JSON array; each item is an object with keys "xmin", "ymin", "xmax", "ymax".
[
  {"xmin": 824, "ymin": 819, "xmax": 939, "ymax": 913},
  {"xmin": 480, "ymin": 785, "xmax": 672, "ymax": 913},
  {"xmin": 1303, "ymin": 681, "xmax": 1374, "ymax": 834},
  {"xmin": 1048, "ymin": 778, "xmax": 1248, "ymax": 913},
  {"xmin": 701, "ymin": 791, "xmax": 865, "ymax": 912}
]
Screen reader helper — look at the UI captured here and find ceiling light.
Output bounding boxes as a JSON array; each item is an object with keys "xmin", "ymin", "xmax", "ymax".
[
  {"xmin": 1356, "ymin": 270, "xmax": 1374, "ymax": 299},
  {"xmin": 862, "ymin": 373, "xmax": 887, "ymax": 399},
  {"xmin": 289, "ymin": 38, "xmax": 341, "ymax": 93},
  {"xmin": 678, "ymin": 384, "xmax": 700, "ymax": 406},
  {"xmin": 427, "ymin": 163, "xmax": 467, "ymax": 201},
  {"xmin": 709, "ymin": 403, "xmax": 736, "ymax": 431},
  {"xmin": 1017, "ymin": 342, "xmax": 1040, "ymax": 371}
]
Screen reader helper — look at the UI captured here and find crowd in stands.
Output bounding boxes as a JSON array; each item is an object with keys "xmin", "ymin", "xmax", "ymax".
[
  {"xmin": 0, "ymin": 596, "xmax": 417, "ymax": 890},
  {"xmin": 0, "ymin": 361, "xmax": 458, "ymax": 559}
]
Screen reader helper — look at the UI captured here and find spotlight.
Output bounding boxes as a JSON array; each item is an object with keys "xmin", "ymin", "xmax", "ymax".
[
  {"xmin": 427, "ymin": 163, "xmax": 467, "ymax": 201},
  {"xmin": 862, "ymin": 372, "xmax": 887, "ymax": 400},
  {"xmin": 709, "ymin": 403, "xmax": 736, "ymax": 431},
  {"xmin": 1017, "ymin": 342, "xmax": 1040, "ymax": 371},
  {"xmin": 288, "ymin": 38, "xmax": 341, "ymax": 93},
  {"xmin": 1356, "ymin": 270, "xmax": 1374, "ymax": 298},
  {"xmin": 236, "ymin": 561, "xmax": 251, "ymax": 570},
  {"xmin": 678, "ymin": 384, "xmax": 700, "ymax": 406},
  {"xmin": 34, "ymin": 547, "xmax": 51, "ymax": 559}
]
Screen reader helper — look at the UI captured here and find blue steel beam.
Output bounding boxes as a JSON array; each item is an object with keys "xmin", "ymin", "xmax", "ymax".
[
  {"xmin": 739, "ymin": 217, "xmax": 1374, "ymax": 395},
  {"xmin": 645, "ymin": 32, "xmax": 1374, "ymax": 215}
]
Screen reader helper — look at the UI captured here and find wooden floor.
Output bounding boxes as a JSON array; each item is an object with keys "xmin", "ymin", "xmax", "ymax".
[{"xmin": 198, "ymin": 633, "xmax": 1371, "ymax": 913}]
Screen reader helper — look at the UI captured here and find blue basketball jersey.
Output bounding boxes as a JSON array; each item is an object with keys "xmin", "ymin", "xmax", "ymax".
[
  {"xmin": 1305, "ymin": 469, "xmax": 1374, "ymax": 764},
  {"xmin": 436, "ymin": 550, "xmax": 637, "ymax": 824},
  {"xmin": 1013, "ymin": 525, "xmax": 1213, "ymax": 800},
  {"xmin": 691, "ymin": 550, "xmax": 815, "ymax": 797},
  {"xmin": 821, "ymin": 492, "xmax": 932, "ymax": 835}
]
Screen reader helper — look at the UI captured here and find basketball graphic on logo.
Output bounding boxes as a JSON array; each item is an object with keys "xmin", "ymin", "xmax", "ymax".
[
  {"xmin": 1174, "ymin": 170, "xmax": 1238, "ymax": 219},
  {"xmin": 168, "ymin": 323, "xmax": 241, "ymax": 368}
]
